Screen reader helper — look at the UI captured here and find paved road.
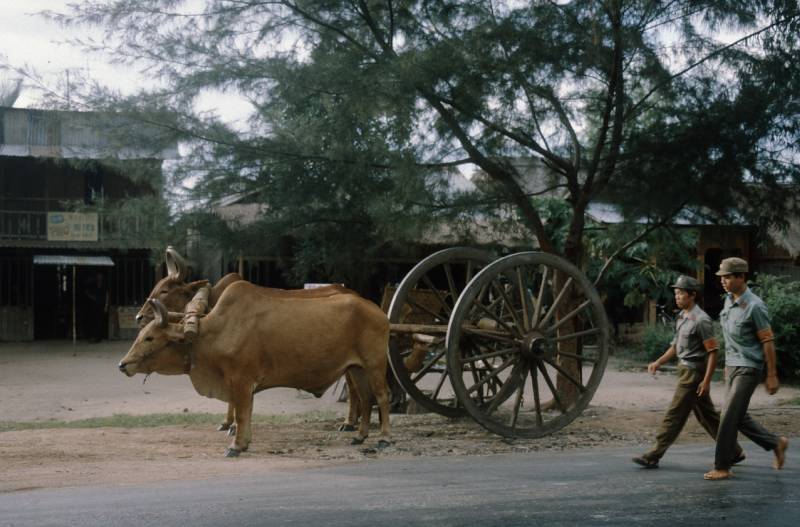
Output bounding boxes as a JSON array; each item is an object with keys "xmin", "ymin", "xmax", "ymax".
[{"xmin": 1, "ymin": 441, "xmax": 796, "ymax": 527}]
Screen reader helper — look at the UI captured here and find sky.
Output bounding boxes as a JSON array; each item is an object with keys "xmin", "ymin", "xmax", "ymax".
[
  {"xmin": 0, "ymin": 0, "xmax": 252, "ymax": 124},
  {"xmin": 0, "ymin": 1, "xmax": 130, "ymax": 107},
  {"xmin": 0, "ymin": 0, "xmax": 764, "ymax": 144}
]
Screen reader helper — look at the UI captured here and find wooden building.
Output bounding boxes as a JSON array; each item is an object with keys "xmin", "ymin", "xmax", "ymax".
[{"xmin": 0, "ymin": 106, "xmax": 176, "ymax": 341}]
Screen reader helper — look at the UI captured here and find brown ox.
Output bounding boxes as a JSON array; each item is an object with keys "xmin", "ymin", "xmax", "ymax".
[
  {"xmin": 134, "ymin": 271, "xmax": 364, "ymax": 433},
  {"xmin": 119, "ymin": 280, "xmax": 391, "ymax": 457}
]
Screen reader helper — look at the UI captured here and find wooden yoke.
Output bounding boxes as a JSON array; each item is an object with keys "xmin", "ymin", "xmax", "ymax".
[{"xmin": 183, "ymin": 285, "xmax": 211, "ymax": 340}]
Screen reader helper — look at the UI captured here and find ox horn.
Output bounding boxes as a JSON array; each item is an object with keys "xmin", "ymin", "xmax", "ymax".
[
  {"xmin": 149, "ymin": 299, "xmax": 169, "ymax": 328},
  {"xmin": 412, "ymin": 333, "xmax": 436, "ymax": 344},
  {"xmin": 165, "ymin": 246, "xmax": 188, "ymax": 281}
]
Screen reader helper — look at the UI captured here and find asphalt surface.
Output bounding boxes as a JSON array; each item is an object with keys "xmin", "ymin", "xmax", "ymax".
[{"xmin": 1, "ymin": 441, "xmax": 796, "ymax": 527}]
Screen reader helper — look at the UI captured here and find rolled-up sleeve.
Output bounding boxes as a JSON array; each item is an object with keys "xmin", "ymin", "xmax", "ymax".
[
  {"xmin": 751, "ymin": 303, "xmax": 774, "ymax": 343},
  {"xmin": 697, "ymin": 318, "xmax": 719, "ymax": 352}
]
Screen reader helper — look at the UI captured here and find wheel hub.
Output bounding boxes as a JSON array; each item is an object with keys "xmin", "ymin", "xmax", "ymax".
[{"xmin": 520, "ymin": 332, "xmax": 548, "ymax": 362}]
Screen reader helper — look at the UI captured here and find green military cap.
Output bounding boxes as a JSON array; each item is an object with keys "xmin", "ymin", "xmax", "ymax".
[
  {"xmin": 715, "ymin": 257, "xmax": 749, "ymax": 276},
  {"xmin": 670, "ymin": 275, "xmax": 700, "ymax": 291}
]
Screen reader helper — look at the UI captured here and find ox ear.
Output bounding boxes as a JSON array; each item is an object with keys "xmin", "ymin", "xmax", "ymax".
[
  {"xmin": 185, "ymin": 279, "xmax": 210, "ymax": 292},
  {"xmin": 149, "ymin": 299, "xmax": 169, "ymax": 328},
  {"xmin": 165, "ymin": 246, "xmax": 188, "ymax": 281}
]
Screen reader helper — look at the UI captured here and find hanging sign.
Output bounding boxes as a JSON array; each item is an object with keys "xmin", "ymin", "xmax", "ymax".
[{"xmin": 47, "ymin": 212, "xmax": 99, "ymax": 242}]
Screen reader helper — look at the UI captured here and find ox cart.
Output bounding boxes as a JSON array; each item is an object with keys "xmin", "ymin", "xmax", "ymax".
[{"xmin": 385, "ymin": 248, "xmax": 609, "ymax": 439}]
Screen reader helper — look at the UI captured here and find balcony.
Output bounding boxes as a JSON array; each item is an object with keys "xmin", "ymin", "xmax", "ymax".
[{"xmin": 0, "ymin": 209, "xmax": 161, "ymax": 245}]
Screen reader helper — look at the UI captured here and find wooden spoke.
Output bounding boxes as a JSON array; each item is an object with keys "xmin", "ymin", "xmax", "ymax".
[
  {"xmin": 475, "ymin": 285, "xmax": 504, "ymax": 313},
  {"xmin": 430, "ymin": 369, "xmax": 449, "ymax": 401},
  {"xmin": 530, "ymin": 363, "xmax": 543, "ymax": 427},
  {"xmin": 555, "ymin": 350, "xmax": 597, "ymax": 363},
  {"xmin": 545, "ymin": 299, "xmax": 592, "ymax": 335},
  {"xmin": 484, "ymin": 369, "xmax": 504, "ymax": 398},
  {"xmin": 491, "ymin": 280, "xmax": 525, "ymax": 333},
  {"xmin": 421, "ymin": 275, "xmax": 452, "ymax": 317},
  {"xmin": 466, "ymin": 260, "xmax": 475, "ymax": 283},
  {"xmin": 538, "ymin": 276, "xmax": 573, "ymax": 329},
  {"xmin": 406, "ymin": 297, "xmax": 446, "ymax": 322},
  {"xmin": 470, "ymin": 299, "xmax": 521, "ymax": 338},
  {"xmin": 468, "ymin": 362, "xmax": 485, "ymax": 404},
  {"xmin": 542, "ymin": 357, "xmax": 587, "ymax": 393},
  {"xmin": 465, "ymin": 356, "xmax": 517, "ymax": 395},
  {"xmin": 509, "ymin": 366, "xmax": 529, "ymax": 427},
  {"xmin": 460, "ymin": 346, "xmax": 520, "ymax": 364},
  {"xmin": 537, "ymin": 362, "xmax": 566, "ymax": 413},
  {"xmin": 410, "ymin": 346, "xmax": 447, "ymax": 383},
  {"xmin": 531, "ymin": 266, "xmax": 549, "ymax": 328},
  {"xmin": 551, "ymin": 327, "xmax": 601, "ymax": 343},
  {"xmin": 461, "ymin": 327, "xmax": 520, "ymax": 344},
  {"xmin": 444, "ymin": 263, "xmax": 459, "ymax": 304},
  {"xmin": 516, "ymin": 267, "xmax": 531, "ymax": 332}
]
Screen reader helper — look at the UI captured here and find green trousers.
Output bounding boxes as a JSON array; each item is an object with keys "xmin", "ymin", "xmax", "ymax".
[
  {"xmin": 645, "ymin": 364, "xmax": 741, "ymax": 461},
  {"xmin": 714, "ymin": 366, "xmax": 779, "ymax": 470}
]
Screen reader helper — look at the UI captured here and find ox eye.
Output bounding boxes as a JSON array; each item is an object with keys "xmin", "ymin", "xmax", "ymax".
[{"xmin": 144, "ymin": 336, "xmax": 154, "ymax": 342}]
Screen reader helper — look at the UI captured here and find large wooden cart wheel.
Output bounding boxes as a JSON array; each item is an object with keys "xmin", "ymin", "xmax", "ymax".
[
  {"xmin": 387, "ymin": 247, "xmax": 494, "ymax": 416},
  {"xmin": 446, "ymin": 252, "xmax": 610, "ymax": 438}
]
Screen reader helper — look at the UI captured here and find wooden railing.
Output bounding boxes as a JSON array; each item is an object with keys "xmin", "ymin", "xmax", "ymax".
[{"xmin": 0, "ymin": 210, "xmax": 160, "ymax": 242}]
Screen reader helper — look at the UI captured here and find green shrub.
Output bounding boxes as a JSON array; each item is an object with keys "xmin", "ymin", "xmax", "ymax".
[
  {"xmin": 751, "ymin": 274, "xmax": 800, "ymax": 379},
  {"xmin": 640, "ymin": 324, "xmax": 674, "ymax": 362}
]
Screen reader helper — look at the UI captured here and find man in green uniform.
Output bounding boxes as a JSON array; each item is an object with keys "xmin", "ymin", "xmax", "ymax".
[
  {"xmin": 704, "ymin": 258, "xmax": 789, "ymax": 480},
  {"xmin": 633, "ymin": 275, "xmax": 743, "ymax": 468}
]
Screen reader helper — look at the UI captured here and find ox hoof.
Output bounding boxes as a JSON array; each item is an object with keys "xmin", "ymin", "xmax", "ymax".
[
  {"xmin": 350, "ymin": 437, "xmax": 366, "ymax": 446},
  {"xmin": 227, "ymin": 424, "xmax": 237, "ymax": 437},
  {"xmin": 224, "ymin": 448, "xmax": 242, "ymax": 458},
  {"xmin": 217, "ymin": 423, "xmax": 231, "ymax": 432},
  {"xmin": 377, "ymin": 439, "xmax": 392, "ymax": 449},
  {"xmin": 338, "ymin": 424, "xmax": 357, "ymax": 432}
]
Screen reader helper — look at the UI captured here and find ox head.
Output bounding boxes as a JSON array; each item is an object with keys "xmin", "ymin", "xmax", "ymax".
[
  {"xmin": 135, "ymin": 246, "xmax": 207, "ymax": 327},
  {"xmin": 120, "ymin": 299, "xmax": 190, "ymax": 377},
  {"xmin": 135, "ymin": 278, "xmax": 210, "ymax": 328}
]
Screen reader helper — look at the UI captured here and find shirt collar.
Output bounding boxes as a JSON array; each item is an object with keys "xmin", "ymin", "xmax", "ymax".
[
  {"xmin": 680, "ymin": 304, "xmax": 699, "ymax": 320},
  {"xmin": 727, "ymin": 287, "xmax": 752, "ymax": 307}
]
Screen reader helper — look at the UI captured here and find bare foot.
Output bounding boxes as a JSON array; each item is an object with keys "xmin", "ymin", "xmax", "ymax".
[
  {"xmin": 773, "ymin": 437, "xmax": 789, "ymax": 470},
  {"xmin": 703, "ymin": 469, "xmax": 733, "ymax": 480}
]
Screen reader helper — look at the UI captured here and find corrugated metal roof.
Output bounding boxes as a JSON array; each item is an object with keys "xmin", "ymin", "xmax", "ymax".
[
  {"xmin": 0, "ymin": 239, "xmax": 156, "ymax": 250},
  {"xmin": 0, "ymin": 106, "xmax": 178, "ymax": 160},
  {"xmin": 33, "ymin": 255, "xmax": 114, "ymax": 266}
]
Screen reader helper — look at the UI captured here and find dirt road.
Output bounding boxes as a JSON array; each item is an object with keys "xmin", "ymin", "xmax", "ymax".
[{"xmin": 1, "ymin": 340, "xmax": 797, "ymax": 492}]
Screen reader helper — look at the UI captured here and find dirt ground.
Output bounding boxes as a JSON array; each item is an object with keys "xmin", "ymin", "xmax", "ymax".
[{"xmin": 1, "ymin": 340, "xmax": 798, "ymax": 493}]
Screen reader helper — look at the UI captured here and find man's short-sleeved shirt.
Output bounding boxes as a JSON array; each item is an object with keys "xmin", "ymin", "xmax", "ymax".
[
  {"xmin": 719, "ymin": 287, "xmax": 774, "ymax": 368},
  {"xmin": 669, "ymin": 304, "xmax": 718, "ymax": 368}
]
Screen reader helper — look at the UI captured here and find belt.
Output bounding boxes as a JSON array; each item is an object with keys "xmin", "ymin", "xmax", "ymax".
[{"xmin": 679, "ymin": 358, "xmax": 704, "ymax": 368}]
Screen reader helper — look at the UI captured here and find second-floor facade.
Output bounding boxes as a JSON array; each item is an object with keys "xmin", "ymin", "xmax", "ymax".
[{"xmin": 0, "ymin": 106, "xmax": 176, "ymax": 248}]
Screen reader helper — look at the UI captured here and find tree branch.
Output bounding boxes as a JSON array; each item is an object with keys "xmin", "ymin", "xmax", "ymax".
[
  {"xmin": 417, "ymin": 86, "xmax": 555, "ymax": 252},
  {"xmin": 592, "ymin": 200, "xmax": 689, "ymax": 287},
  {"xmin": 627, "ymin": 11, "xmax": 800, "ymax": 120}
]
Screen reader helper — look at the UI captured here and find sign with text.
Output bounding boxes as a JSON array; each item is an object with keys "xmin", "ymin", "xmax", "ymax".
[{"xmin": 47, "ymin": 212, "xmax": 99, "ymax": 242}]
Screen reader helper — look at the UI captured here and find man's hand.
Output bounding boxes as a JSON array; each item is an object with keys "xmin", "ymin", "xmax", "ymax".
[
  {"xmin": 647, "ymin": 361, "xmax": 660, "ymax": 375},
  {"xmin": 697, "ymin": 380, "xmax": 711, "ymax": 397},
  {"xmin": 765, "ymin": 373, "xmax": 780, "ymax": 395}
]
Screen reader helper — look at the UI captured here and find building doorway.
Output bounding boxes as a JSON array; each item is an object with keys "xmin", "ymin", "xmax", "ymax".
[
  {"xmin": 33, "ymin": 256, "xmax": 114, "ymax": 340},
  {"xmin": 33, "ymin": 264, "xmax": 72, "ymax": 339}
]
